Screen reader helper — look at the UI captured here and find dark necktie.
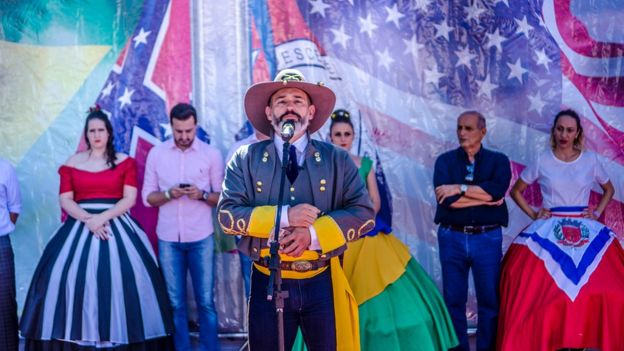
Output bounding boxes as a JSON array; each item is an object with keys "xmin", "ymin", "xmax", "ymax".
[{"xmin": 286, "ymin": 145, "xmax": 299, "ymax": 184}]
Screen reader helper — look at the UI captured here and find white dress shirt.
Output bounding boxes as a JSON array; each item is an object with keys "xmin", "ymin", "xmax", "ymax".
[{"xmin": 0, "ymin": 159, "xmax": 21, "ymax": 236}]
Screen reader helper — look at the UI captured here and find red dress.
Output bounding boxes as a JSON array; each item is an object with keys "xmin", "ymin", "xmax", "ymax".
[
  {"xmin": 20, "ymin": 157, "xmax": 174, "ymax": 350},
  {"xmin": 58, "ymin": 157, "xmax": 138, "ymax": 201},
  {"xmin": 498, "ymin": 151, "xmax": 624, "ymax": 351}
]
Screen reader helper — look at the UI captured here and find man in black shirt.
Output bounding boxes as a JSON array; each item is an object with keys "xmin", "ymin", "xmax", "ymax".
[{"xmin": 433, "ymin": 110, "xmax": 511, "ymax": 351}]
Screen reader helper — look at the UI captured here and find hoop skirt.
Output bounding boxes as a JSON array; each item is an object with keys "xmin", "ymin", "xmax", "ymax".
[
  {"xmin": 345, "ymin": 156, "xmax": 457, "ymax": 350},
  {"xmin": 20, "ymin": 159, "xmax": 173, "ymax": 350},
  {"xmin": 498, "ymin": 210, "xmax": 624, "ymax": 350},
  {"xmin": 293, "ymin": 155, "xmax": 457, "ymax": 350},
  {"xmin": 343, "ymin": 233, "xmax": 458, "ymax": 351}
]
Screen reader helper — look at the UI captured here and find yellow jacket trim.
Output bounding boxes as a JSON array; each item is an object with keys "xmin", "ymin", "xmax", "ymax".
[
  {"xmin": 219, "ymin": 209, "xmax": 243, "ymax": 235},
  {"xmin": 313, "ymin": 215, "xmax": 347, "ymax": 254},
  {"xmin": 253, "ymin": 249, "xmax": 327, "ymax": 279},
  {"xmin": 247, "ymin": 205, "xmax": 276, "ymax": 239},
  {"xmin": 331, "ymin": 256, "xmax": 360, "ymax": 351}
]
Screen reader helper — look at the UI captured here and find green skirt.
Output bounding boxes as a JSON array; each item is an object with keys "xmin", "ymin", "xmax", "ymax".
[{"xmin": 293, "ymin": 234, "xmax": 457, "ymax": 351}]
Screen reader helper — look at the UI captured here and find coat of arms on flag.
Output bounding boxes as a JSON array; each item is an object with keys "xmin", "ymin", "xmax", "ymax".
[
  {"xmin": 517, "ymin": 218, "xmax": 615, "ymax": 301},
  {"xmin": 553, "ymin": 218, "xmax": 590, "ymax": 247}
]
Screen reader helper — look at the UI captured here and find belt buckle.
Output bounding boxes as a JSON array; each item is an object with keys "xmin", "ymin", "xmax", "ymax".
[
  {"xmin": 463, "ymin": 226, "xmax": 474, "ymax": 234},
  {"xmin": 291, "ymin": 260, "xmax": 313, "ymax": 272}
]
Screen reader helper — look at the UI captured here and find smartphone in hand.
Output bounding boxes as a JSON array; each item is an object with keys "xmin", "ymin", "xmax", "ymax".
[{"xmin": 179, "ymin": 183, "xmax": 191, "ymax": 188}]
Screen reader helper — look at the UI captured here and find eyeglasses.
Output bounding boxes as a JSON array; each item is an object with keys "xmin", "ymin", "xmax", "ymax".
[
  {"xmin": 465, "ymin": 163, "xmax": 475, "ymax": 182},
  {"xmin": 332, "ymin": 131, "xmax": 352, "ymax": 138}
]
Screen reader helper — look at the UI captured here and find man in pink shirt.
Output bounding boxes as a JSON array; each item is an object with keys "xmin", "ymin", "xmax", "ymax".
[{"xmin": 143, "ymin": 103, "xmax": 224, "ymax": 351}]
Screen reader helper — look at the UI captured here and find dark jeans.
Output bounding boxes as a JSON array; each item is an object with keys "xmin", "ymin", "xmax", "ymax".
[
  {"xmin": 248, "ymin": 266, "xmax": 336, "ymax": 351},
  {"xmin": 0, "ymin": 235, "xmax": 18, "ymax": 351},
  {"xmin": 438, "ymin": 226, "xmax": 502, "ymax": 351}
]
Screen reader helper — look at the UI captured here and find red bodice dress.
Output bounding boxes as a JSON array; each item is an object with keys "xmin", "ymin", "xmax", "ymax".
[
  {"xmin": 20, "ymin": 157, "xmax": 174, "ymax": 350},
  {"xmin": 58, "ymin": 157, "xmax": 137, "ymax": 201}
]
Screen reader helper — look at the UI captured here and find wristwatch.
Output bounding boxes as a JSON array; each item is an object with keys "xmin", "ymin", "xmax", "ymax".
[
  {"xmin": 202, "ymin": 190, "xmax": 210, "ymax": 201},
  {"xmin": 459, "ymin": 184, "xmax": 468, "ymax": 196}
]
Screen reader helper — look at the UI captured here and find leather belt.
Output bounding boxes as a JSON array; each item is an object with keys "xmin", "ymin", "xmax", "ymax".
[
  {"xmin": 442, "ymin": 224, "xmax": 500, "ymax": 234},
  {"xmin": 255, "ymin": 258, "xmax": 329, "ymax": 272}
]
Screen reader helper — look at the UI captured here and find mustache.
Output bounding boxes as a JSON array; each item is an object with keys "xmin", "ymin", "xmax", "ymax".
[{"xmin": 279, "ymin": 111, "xmax": 302, "ymax": 121}]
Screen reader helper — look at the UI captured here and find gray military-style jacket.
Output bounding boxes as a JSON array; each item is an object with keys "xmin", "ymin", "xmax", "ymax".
[{"xmin": 217, "ymin": 138, "xmax": 375, "ymax": 261}]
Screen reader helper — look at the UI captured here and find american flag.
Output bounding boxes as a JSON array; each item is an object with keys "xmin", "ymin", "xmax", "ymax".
[
  {"xmin": 244, "ymin": 2, "xmax": 624, "ymax": 326},
  {"xmin": 93, "ymin": 0, "xmax": 193, "ymax": 247},
  {"xmin": 248, "ymin": 0, "xmax": 624, "ymax": 253}
]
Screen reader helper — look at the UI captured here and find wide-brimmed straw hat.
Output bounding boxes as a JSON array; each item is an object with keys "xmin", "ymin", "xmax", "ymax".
[{"xmin": 243, "ymin": 68, "xmax": 336, "ymax": 136}]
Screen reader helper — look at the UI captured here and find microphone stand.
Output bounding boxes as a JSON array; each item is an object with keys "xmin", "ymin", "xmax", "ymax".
[{"xmin": 266, "ymin": 139, "xmax": 291, "ymax": 351}]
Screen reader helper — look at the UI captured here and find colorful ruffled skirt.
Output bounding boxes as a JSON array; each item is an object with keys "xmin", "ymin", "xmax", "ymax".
[
  {"xmin": 498, "ymin": 207, "xmax": 624, "ymax": 350},
  {"xmin": 293, "ymin": 233, "xmax": 457, "ymax": 350}
]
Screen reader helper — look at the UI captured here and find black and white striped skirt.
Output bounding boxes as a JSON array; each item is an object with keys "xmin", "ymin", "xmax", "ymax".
[{"xmin": 20, "ymin": 199, "xmax": 174, "ymax": 350}]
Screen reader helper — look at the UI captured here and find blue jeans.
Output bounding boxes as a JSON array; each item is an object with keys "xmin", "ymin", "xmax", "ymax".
[
  {"xmin": 235, "ymin": 237, "xmax": 252, "ymax": 298},
  {"xmin": 159, "ymin": 236, "xmax": 218, "ymax": 351},
  {"xmin": 0, "ymin": 236, "xmax": 18, "ymax": 351},
  {"xmin": 438, "ymin": 226, "xmax": 502, "ymax": 351},
  {"xmin": 248, "ymin": 266, "xmax": 336, "ymax": 351}
]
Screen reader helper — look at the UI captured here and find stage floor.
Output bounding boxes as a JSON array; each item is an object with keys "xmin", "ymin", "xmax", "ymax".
[{"xmin": 17, "ymin": 335, "xmax": 247, "ymax": 351}]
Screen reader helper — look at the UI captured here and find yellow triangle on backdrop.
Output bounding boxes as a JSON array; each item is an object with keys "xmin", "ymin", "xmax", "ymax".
[{"xmin": 0, "ymin": 40, "xmax": 110, "ymax": 164}]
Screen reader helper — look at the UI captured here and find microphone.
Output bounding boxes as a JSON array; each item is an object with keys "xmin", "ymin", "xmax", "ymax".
[{"xmin": 280, "ymin": 121, "xmax": 295, "ymax": 141}]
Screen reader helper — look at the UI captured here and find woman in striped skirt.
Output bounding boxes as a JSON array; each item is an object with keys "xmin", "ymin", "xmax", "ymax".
[{"xmin": 20, "ymin": 108, "xmax": 174, "ymax": 350}]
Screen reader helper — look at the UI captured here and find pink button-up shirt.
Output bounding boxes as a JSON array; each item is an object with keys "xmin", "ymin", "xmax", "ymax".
[{"xmin": 142, "ymin": 138, "xmax": 224, "ymax": 242}]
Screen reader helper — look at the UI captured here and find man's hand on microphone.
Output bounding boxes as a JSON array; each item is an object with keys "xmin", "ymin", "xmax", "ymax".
[{"xmin": 287, "ymin": 203, "xmax": 320, "ymax": 227}]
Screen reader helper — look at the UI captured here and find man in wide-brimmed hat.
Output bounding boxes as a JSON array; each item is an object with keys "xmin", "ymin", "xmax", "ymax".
[{"xmin": 218, "ymin": 69, "xmax": 375, "ymax": 351}]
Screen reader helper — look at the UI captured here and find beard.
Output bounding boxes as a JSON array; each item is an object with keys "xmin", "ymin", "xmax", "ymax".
[
  {"xmin": 174, "ymin": 137, "xmax": 193, "ymax": 149},
  {"xmin": 270, "ymin": 111, "xmax": 310, "ymax": 135}
]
